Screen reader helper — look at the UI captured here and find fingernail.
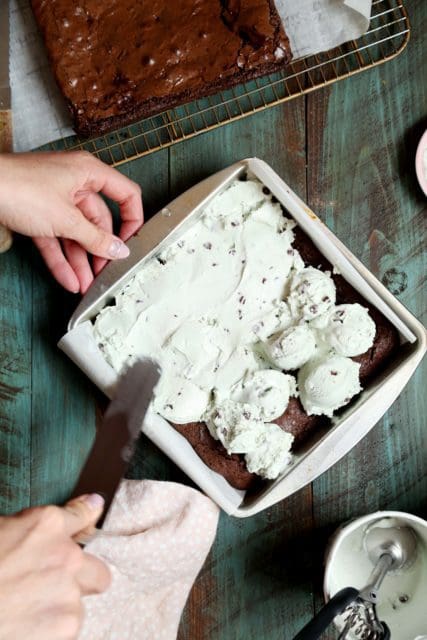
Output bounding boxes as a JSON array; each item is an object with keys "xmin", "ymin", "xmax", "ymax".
[
  {"xmin": 108, "ymin": 238, "xmax": 130, "ymax": 259},
  {"xmin": 83, "ymin": 493, "xmax": 105, "ymax": 511}
]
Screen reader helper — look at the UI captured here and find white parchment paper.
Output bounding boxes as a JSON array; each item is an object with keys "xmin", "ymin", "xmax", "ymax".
[
  {"xmin": 10, "ymin": 0, "xmax": 371, "ymax": 150},
  {"xmin": 275, "ymin": 0, "xmax": 371, "ymax": 59}
]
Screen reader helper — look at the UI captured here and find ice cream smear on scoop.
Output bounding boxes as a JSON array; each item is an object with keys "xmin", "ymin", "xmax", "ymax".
[{"xmin": 94, "ymin": 178, "xmax": 375, "ymax": 479}]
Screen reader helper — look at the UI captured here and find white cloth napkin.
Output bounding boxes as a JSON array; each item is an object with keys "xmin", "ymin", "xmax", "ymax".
[{"xmin": 79, "ymin": 480, "xmax": 220, "ymax": 640}]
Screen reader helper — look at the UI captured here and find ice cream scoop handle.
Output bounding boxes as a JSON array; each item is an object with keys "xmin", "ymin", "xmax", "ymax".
[{"xmin": 293, "ymin": 587, "xmax": 358, "ymax": 640}]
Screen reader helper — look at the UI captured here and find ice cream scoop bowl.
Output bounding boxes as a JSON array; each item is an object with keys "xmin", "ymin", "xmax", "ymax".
[{"xmin": 323, "ymin": 511, "xmax": 427, "ymax": 640}]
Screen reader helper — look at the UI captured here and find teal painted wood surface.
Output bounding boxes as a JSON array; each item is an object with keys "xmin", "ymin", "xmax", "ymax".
[
  {"xmin": 0, "ymin": 1, "xmax": 426, "ymax": 639},
  {"xmin": 0, "ymin": 238, "xmax": 31, "ymax": 513}
]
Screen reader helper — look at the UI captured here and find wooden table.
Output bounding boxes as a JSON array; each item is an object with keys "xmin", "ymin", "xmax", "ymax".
[{"xmin": 0, "ymin": 1, "xmax": 426, "ymax": 638}]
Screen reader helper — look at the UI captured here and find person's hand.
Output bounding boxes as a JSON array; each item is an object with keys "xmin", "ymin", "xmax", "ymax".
[
  {"xmin": 0, "ymin": 151, "xmax": 143, "ymax": 293},
  {"xmin": 0, "ymin": 493, "xmax": 110, "ymax": 640}
]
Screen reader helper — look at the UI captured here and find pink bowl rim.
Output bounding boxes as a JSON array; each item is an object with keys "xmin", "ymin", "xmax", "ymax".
[{"xmin": 415, "ymin": 129, "xmax": 427, "ymax": 196}]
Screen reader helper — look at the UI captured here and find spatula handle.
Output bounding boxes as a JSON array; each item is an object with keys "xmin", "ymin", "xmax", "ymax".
[{"xmin": 0, "ymin": 109, "xmax": 14, "ymax": 252}]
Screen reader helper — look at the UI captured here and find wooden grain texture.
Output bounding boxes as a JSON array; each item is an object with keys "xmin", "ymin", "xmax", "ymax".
[
  {"xmin": 0, "ymin": 238, "xmax": 31, "ymax": 514},
  {"xmin": 30, "ymin": 263, "xmax": 98, "ymax": 506},
  {"xmin": 306, "ymin": 2, "xmax": 427, "ymax": 637},
  {"xmin": 0, "ymin": 2, "xmax": 425, "ymax": 640},
  {"xmin": 0, "ymin": 110, "xmax": 13, "ymax": 152},
  {"xmin": 307, "ymin": 0, "xmax": 427, "ymax": 531},
  {"xmin": 0, "ymin": 110, "xmax": 14, "ymax": 251}
]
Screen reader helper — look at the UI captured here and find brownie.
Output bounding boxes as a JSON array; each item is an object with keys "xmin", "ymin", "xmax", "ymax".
[
  {"xmin": 172, "ymin": 422, "xmax": 257, "ymax": 490},
  {"xmin": 31, "ymin": 0, "xmax": 292, "ymax": 137},
  {"xmin": 171, "ymin": 228, "xmax": 399, "ymax": 490},
  {"xmin": 292, "ymin": 228, "xmax": 400, "ymax": 386}
]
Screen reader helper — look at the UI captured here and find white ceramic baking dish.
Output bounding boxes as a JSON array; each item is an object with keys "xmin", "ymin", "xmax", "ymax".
[{"xmin": 59, "ymin": 158, "xmax": 426, "ymax": 517}]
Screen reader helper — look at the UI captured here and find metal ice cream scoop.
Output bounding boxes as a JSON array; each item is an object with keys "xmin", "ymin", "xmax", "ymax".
[{"xmin": 293, "ymin": 521, "xmax": 418, "ymax": 640}]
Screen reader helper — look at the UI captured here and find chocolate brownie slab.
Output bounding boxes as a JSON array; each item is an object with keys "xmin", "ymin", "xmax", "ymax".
[{"xmin": 31, "ymin": 0, "xmax": 292, "ymax": 136}]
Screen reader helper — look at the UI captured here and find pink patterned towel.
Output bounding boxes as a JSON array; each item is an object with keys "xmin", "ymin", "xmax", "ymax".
[{"xmin": 79, "ymin": 480, "xmax": 220, "ymax": 640}]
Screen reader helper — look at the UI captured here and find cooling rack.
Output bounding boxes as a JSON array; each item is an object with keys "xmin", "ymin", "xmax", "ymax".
[{"xmin": 40, "ymin": 0, "xmax": 409, "ymax": 166}]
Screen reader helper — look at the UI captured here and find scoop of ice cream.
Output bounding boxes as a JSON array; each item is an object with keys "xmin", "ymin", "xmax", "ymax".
[
  {"xmin": 321, "ymin": 304, "xmax": 376, "ymax": 357},
  {"xmin": 264, "ymin": 324, "xmax": 317, "ymax": 370},
  {"xmin": 298, "ymin": 355, "xmax": 361, "ymax": 417},
  {"xmin": 230, "ymin": 369, "xmax": 297, "ymax": 420},
  {"xmin": 204, "ymin": 400, "xmax": 263, "ymax": 453},
  {"xmin": 245, "ymin": 423, "xmax": 294, "ymax": 479},
  {"xmin": 249, "ymin": 300, "xmax": 293, "ymax": 341},
  {"xmin": 288, "ymin": 267, "xmax": 336, "ymax": 320},
  {"xmin": 205, "ymin": 400, "xmax": 294, "ymax": 479},
  {"xmin": 153, "ymin": 375, "xmax": 210, "ymax": 424}
]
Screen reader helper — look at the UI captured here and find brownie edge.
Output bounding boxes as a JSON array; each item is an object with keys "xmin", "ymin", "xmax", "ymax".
[{"xmin": 172, "ymin": 422, "xmax": 258, "ymax": 491}]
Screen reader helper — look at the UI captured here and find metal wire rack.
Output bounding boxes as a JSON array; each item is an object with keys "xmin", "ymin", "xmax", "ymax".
[{"xmin": 41, "ymin": 0, "xmax": 409, "ymax": 166}]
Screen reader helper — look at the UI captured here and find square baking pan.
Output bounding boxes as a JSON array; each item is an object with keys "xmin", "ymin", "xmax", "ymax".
[{"xmin": 59, "ymin": 158, "xmax": 426, "ymax": 517}]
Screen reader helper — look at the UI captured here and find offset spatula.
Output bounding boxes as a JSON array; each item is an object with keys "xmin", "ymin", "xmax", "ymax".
[
  {"xmin": 0, "ymin": 0, "xmax": 14, "ymax": 252},
  {"xmin": 71, "ymin": 358, "xmax": 160, "ymax": 527}
]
